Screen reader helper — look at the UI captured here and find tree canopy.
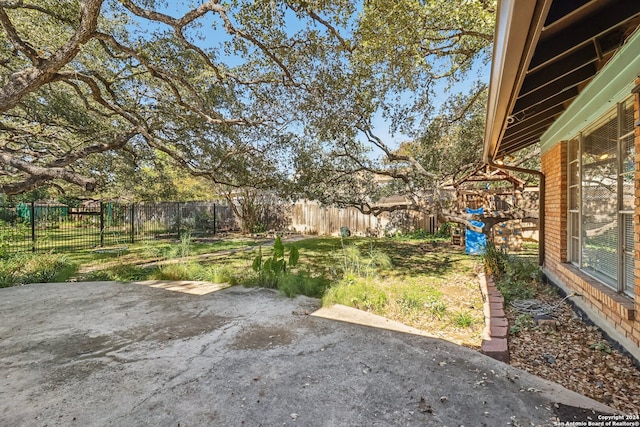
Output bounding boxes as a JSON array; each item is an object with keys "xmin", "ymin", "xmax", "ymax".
[{"xmin": 1, "ymin": 0, "xmax": 497, "ymax": 209}]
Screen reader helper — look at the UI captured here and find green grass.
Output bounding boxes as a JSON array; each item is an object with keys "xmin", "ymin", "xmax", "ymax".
[
  {"xmin": 277, "ymin": 271, "xmax": 330, "ymax": 298},
  {"xmin": 317, "ymin": 237, "xmax": 483, "ymax": 346},
  {"xmin": 63, "ymin": 236, "xmax": 263, "ymax": 270},
  {"xmin": 324, "ymin": 276, "xmax": 390, "ymax": 311},
  {"xmin": 452, "ymin": 310, "xmax": 476, "ymax": 328},
  {"xmin": 0, "ymin": 253, "xmax": 73, "ymax": 287}
]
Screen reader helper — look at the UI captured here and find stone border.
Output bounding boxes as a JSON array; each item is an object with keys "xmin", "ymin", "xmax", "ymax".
[{"xmin": 479, "ymin": 271, "xmax": 510, "ymax": 363}]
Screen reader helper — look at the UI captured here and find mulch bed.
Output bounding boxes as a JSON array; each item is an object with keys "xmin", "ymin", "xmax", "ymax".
[{"xmin": 505, "ymin": 287, "xmax": 640, "ymax": 414}]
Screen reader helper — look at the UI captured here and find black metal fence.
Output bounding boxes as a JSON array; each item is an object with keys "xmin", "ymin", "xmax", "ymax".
[{"xmin": 0, "ymin": 201, "xmax": 236, "ymax": 255}]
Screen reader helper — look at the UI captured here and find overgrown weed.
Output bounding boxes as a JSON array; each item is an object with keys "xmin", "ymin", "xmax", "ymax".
[
  {"xmin": 483, "ymin": 242, "xmax": 541, "ymax": 305},
  {"xmin": 0, "ymin": 253, "xmax": 73, "ymax": 287}
]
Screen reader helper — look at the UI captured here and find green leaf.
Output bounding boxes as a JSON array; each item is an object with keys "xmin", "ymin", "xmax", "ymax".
[
  {"xmin": 252, "ymin": 246, "xmax": 262, "ymax": 272},
  {"xmin": 273, "ymin": 236, "xmax": 284, "ymax": 259},
  {"xmin": 272, "ymin": 259, "xmax": 284, "ymax": 273},
  {"xmin": 288, "ymin": 245, "xmax": 300, "ymax": 267},
  {"xmin": 264, "ymin": 257, "xmax": 273, "ymax": 273}
]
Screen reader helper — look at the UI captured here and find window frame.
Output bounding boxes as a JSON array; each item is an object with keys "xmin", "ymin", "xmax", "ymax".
[{"xmin": 566, "ymin": 97, "xmax": 635, "ymax": 298}]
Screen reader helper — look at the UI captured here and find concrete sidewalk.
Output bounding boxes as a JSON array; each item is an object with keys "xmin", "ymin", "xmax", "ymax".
[{"xmin": 0, "ymin": 281, "xmax": 614, "ymax": 426}]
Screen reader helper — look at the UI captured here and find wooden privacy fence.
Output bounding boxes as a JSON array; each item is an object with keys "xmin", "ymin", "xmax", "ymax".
[{"xmin": 290, "ymin": 201, "xmax": 438, "ymax": 236}]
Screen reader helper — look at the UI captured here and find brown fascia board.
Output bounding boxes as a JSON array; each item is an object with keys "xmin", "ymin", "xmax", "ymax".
[{"xmin": 483, "ymin": 0, "xmax": 553, "ymax": 163}]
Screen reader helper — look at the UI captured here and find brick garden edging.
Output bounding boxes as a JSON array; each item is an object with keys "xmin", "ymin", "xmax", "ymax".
[{"xmin": 479, "ymin": 271, "xmax": 510, "ymax": 363}]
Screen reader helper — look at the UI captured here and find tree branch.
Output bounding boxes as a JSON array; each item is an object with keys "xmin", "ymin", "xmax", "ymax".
[{"xmin": 0, "ymin": 0, "xmax": 103, "ymax": 112}]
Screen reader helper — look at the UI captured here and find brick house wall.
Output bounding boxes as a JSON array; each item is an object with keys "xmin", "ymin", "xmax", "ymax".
[
  {"xmin": 635, "ymin": 78, "xmax": 640, "ymax": 325},
  {"xmin": 541, "ymin": 142, "xmax": 567, "ymax": 270},
  {"xmin": 539, "ymin": 84, "xmax": 640, "ymax": 354}
]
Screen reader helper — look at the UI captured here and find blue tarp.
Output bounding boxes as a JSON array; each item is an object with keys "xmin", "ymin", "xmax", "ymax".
[
  {"xmin": 465, "ymin": 220, "xmax": 486, "ymax": 255},
  {"xmin": 465, "ymin": 207, "xmax": 484, "ymax": 215}
]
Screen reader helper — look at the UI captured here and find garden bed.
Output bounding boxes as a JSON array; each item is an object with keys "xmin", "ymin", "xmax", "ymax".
[{"xmin": 506, "ymin": 284, "xmax": 640, "ymax": 413}]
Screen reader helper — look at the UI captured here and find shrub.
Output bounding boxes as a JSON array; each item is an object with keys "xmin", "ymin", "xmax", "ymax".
[
  {"xmin": 0, "ymin": 256, "xmax": 20, "ymax": 287},
  {"xmin": 162, "ymin": 233, "xmax": 193, "ymax": 260},
  {"xmin": 151, "ymin": 263, "xmax": 205, "ymax": 281},
  {"xmin": 0, "ymin": 220, "xmax": 30, "ymax": 259},
  {"xmin": 209, "ymin": 265, "xmax": 237, "ymax": 284},
  {"xmin": 84, "ymin": 264, "xmax": 149, "ymax": 282}
]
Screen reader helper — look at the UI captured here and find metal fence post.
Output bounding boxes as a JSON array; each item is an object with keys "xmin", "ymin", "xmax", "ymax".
[
  {"xmin": 30, "ymin": 201, "xmax": 35, "ymax": 253},
  {"xmin": 130, "ymin": 203, "xmax": 135, "ymax": 244},
  {"xmin": 213, "ymin": 203, "xmax": 217, "ymax": 235},
  {"xmin": 177, "ymin": 202, "xmax": 182, "ymax": 239},
  {"xmin": 99, "ymin": 202, "xmax": 105, "ymax": 247}
]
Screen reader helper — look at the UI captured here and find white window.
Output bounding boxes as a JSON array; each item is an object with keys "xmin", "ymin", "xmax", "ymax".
[{"xmin": 567, "ymin": 98, "xmax": 635, "ymax": 297}]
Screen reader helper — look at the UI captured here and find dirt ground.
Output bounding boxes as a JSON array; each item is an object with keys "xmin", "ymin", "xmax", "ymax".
[{"xmin": 0, "ymin": 280, "xmax": 618, "ymax": 426}]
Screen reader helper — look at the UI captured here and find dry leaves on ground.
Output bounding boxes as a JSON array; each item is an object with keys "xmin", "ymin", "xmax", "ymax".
[{"xmin": 506, "ymin": 290, "xmax": 640, "ymax": 413}]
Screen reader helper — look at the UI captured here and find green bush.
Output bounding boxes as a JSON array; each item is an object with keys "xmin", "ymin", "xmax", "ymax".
[
  {"xmin": 144, "ymin": 262, "xmax": 239, "ymax": 284},
  {"xmin": 483, "ymin": 242, "xmax": 505, "ymax": 279},
  {"xmin": 0, "ymin": 220, "xmax": 30, "ymax": 259},
  {"xmin": 0, "ymin": 257, "xmax": 20, "ymax": 287},
  {"xmin": 209, "ymin": 265, "xmax": 237, "ymax": 284},
  {"xmin": 387, "ymin": 226, "xmax": 451, "ymax": 242},
  {"xmin": 150, "ymin": 262, "xmax": 206, "ymax": 281},
  {"xmin": 162, "ymin": 233, "xmax": 193, "ymax": 260}
]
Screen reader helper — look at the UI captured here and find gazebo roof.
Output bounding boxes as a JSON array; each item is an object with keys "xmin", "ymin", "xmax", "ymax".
[{"xmin": 453, "ymin": 164, "xmax": 526, "ymax": 189}]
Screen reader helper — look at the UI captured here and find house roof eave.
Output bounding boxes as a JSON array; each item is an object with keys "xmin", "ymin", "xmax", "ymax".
[{"xmin": 483, "ymin": 0, "xmax": 551, "ymax": 163}]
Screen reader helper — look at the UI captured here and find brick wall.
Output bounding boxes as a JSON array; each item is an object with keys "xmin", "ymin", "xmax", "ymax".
[
  {"xmin": 540, "ymin": 92, "xmax": 640, "ymax": 349},
  {"xmin": 634, "ymin": 77, "xmax": 640, "ymax": 345},
  {"xmin": 541, "ymin": 142, "xmax": 567, "ymax": 270}
]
